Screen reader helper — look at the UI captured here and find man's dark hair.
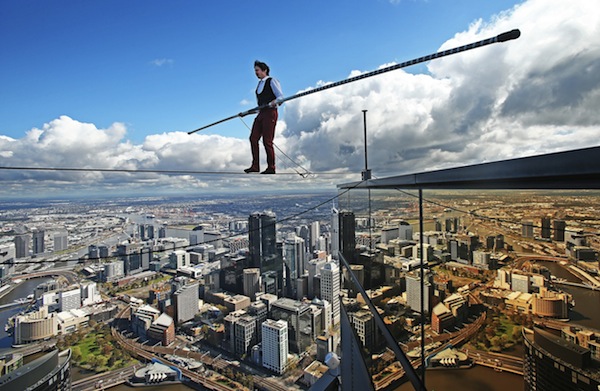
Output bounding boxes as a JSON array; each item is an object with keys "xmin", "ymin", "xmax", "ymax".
[{"xmin": 254, "ymin": 60, "xmax": 270, "ymax": 75}]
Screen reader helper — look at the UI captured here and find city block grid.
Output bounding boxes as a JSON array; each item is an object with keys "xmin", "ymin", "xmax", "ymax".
[{"xmin": 0, "ymin": 190, "xmax": 599, "ymax": 390}]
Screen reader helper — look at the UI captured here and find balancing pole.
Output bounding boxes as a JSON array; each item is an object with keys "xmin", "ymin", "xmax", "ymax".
[{"xmin": 188, "ymin": 29, "xmax": 520, "ymax": 135}]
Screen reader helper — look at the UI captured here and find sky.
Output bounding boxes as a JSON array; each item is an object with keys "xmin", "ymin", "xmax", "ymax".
[{"xmin": 1, "ymin": 0, "xmax": 599, "ymax": 197}]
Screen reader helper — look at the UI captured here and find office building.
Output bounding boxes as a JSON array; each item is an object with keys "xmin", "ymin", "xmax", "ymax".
[
  {"xmin": 219, "ymin": 254, "xmax": 246, "ymax": 295},
  {"xmin": 120, "ymin": 245, "xmax": 151, "ymax": 275},
  {"xmin": 147, "ymin": 313, "xmax": 175, "ymax": 346},
  {"xmin": 311, "ymin": 298, "xmax": 332, "ymax": 334},
  {"xmin": 53, "ymin": 230, "xmax": 68, "ymax": 252},
  {"xmin": 283, "ymin": 233, "xmax": 305, "ymax": 298},
  {"xmin": 541, "ymin": 216, "xmax": 552, "ymax": 239},
  {"xmin": 169, "ymin": 250, "xmax": 190, "ymax": 269},
  {"xmin": 262, "ymin": 319, "xmax": 288, "ymax": 374},
  {"xmin": 532, "ymin": 288, "xmax": 569, "ymax": 318},
  {"xmin": 102, "ymin": 261, "xmax": 124, "ymax": 282},
  {"xmin": 495, "ymin": 234, "xmax": 505, "ymax": 250},
  {"xmin": 271, "ymin": 298, "xmax": 313, "ymax": 353},
  {"xmin": 13, "ymin": 234, "xmax": 29, "ymax": 259},
  {"xmin": 234, "ymin": 314, "xmax": 258, "ymax": 356},
  {"xmin": 338, "ymin": 211, "xmax": 356, "ymax": 262},
  {"xmin": 247, "ymin": 300, "xmax": 268, "ymax": 340},
  {"xmin": 307, "ymin": 257, "xmax": 327, "ymax": 299},
  {"xmin": 511, "ymin": 272, "xmax": 531, "ymax": 293},
  {"xmin": 0, "ymin": 245, "xmax": 15, "ymax": 280},
  {"xmin": 553, "ymin": 219, "xmax": 566, "ymax": 242},
  {"xmin": 431, "ymin": 303, "xmax": 455, "ymax": 334},
  {"xmin": 522, "ymin": 221, "xmax": 534, "ymax": 238},
  {"xmin": 310, "ymin": 221, "xmax": 320, "ymax": 252},
  {"xmin": 249, "ymin": 211, "xmax": 284, "ymax": 296},
  {"xmin": 398, "ymin": 221, "xmax": 413, "ymax": 240},
  {"xmin": 524, "ymin": 327, "xmax": 600, "ymax": 391},
  {"xmin": 32, "ymin": 229, "xmax": 45, "ymax": 254},
  {"xmin": 243, "ymin": 268, "xmax": 261, "ymax": 301},
  {"xmin": 380, "ymin": 226, "xmax": 399, "ymax": 244},
  {"xmin": 80, "ymin": 282, "xmax": 102, "ymax": 306},
  {"xmin": 406, "ymin": 272, "xmax": 432, "ymax": 315},
  {"xmin": 59, "ymin": 287, "xmax": 81, "ymax": 312},
  {"xmin": 173, "ymin": 283, "xmax": 199, "ymax": 324},
  {"xmin": 131, "ymin": 305, "xmax": 161, "ymax": 339},
  {"xmin": 472, "ymin": 250, "xmax": 497, "ymax": 270},
  {"xmin": 350, "ymin": 310, "xmax": 376, "ymax": 349},
  {"xmin": 320, "ymin": 262, "xmax": 340, "ymax": 326}
]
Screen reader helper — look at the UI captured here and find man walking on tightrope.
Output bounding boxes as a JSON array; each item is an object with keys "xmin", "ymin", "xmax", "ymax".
[{"xmin": 244, "ymin": 60, "xmax": 283, "ymax": 175}]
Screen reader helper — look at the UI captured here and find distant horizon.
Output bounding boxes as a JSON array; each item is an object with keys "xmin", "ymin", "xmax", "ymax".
[{"xmin": 0, "ymin": 186, "xmax": 340, "ymax": 203}]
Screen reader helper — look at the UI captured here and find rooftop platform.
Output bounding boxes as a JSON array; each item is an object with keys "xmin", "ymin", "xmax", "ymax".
[{"xmin": 338, "ymin": 146, "xmax": 600, "ymax": 190}]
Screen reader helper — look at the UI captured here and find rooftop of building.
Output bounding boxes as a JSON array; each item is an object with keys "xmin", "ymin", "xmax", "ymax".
[
  {"xmin": 263, "ymin": 319, "xmax": 287, "ymax": 329},
  {"xmin": 153, "ymin": 313, "xmax": 174, "ymax": 327},
  {"xmin": 273, "ymin": 297, "xmax": 310, "ymax": 312}
]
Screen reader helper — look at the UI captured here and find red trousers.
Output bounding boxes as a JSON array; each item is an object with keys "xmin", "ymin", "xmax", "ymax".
[{"xmin": 249, "ymin": 108, "xmax": 277, "ymax": 170}]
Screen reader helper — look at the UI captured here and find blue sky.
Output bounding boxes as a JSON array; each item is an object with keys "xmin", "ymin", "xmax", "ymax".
[
  {"xmin": 1, "ymin": 0, "xmax": 521, "ymax": 141},
  {"xmin": 1, "ymin": 0, "xmax": 599, "ymax": 196}
]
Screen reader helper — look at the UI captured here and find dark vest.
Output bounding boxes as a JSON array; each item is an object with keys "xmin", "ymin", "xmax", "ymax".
[{"xmin": 256, "ymin": 78, "xmax": 277, "ymax": 107}]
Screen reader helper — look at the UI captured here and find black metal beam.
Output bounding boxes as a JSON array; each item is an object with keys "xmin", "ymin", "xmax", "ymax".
[{"xmin": 338, "ymin": 146, "xmax": 600, "ymax": 190}]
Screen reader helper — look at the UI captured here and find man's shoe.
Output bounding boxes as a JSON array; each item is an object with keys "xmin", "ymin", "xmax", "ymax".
[
  {"xmin": 260, "ymin": 168, "xmax": 276, "ymax": 175},
  {"xmin": 244, "ymin": 167, "xmax": 260, "ymax": 173}
]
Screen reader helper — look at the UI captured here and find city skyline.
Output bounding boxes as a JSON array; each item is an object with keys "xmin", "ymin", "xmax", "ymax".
[
  {"xmin": 0, "ymin": 188, "xmax": 599, "ymax": 389},
  {"xmin": 1, "ymin": 0, "xmax": 599, "ymax": 196}
]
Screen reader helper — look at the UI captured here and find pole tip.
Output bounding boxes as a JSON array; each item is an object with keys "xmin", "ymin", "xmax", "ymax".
[{"xmin": 497, "ymin": 29, "xmax": 521, "ymax": 42}]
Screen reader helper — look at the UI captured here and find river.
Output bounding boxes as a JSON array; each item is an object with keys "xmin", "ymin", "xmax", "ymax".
[
  {"xmin": 537, "ymin": 260, "xmax": 600, "ymax": 330},
  {"xmin": 395, "ymin": 365, "xmax": 523, "ymax": 390}
]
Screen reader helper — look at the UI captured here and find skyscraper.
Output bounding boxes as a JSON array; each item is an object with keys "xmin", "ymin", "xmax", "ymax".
[
  {"xmin": 522, "ymin": 221, "xmax": 534, "ymax": 238},
  {"xmin": 398, "ymin": 221, "xmax": 413, "ymax": 240},
  {"xmin": 173, "ymin": 283, "xmax": 199, "ymax": 325},
  {"xmin": 541, "ymin": 217, "xmax": 552, "ymax": 239},
  {"xmin": 331, "ymin": 207, "xmax": 340, "ymax": 259},
  {"xmin": 406, "ymin": 272, "xmax": 432, "ymax": 315},
  {"xmin": 59, "ymin": 287, "xmax": 81, "ymax": 312},
  {"xmin": 53, "ymin": 230, "xmax": 68, "ymax": 252},
  {"xmin": 553, "ymin": 219, "xmax": 566, "ymax": 242},
  {"xmin": 310, "ymin": 221, "xmax": 320, "ymax": 252},
  {"xmin": 14, "ymin": 234, "xmax": 29, "ymax": 259},
  {"xmin": 283, "ymin": 233, "xmax": 305, "ymax": 298},
  {"xmin": 243, "ymin": 268, "xmax": 261, "ymax": 301},
  {"xmin": 338, "ymin": 211, "xmax": 356, "ymax": 263},
  {"xmin": 262, "ymin": 319, "xmax": 288, "ymax": 374},
  {"xmin": 320, "ymin": 262, "xmax": 341, "ymax": 326},
  {"xmin": 32, "ymin": 229, "xmax": 45, "ymax": 254},
  {"xmin": 249, "ymin": 211, "xmax": 284, "ymax": 297}
]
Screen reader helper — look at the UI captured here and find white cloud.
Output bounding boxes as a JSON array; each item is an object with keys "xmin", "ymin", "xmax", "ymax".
[
  {"xmin": 278, "ymin": 0, "xmax": 600, "ymax": 176},
  {"xmin": 0, "ymin": 115, "xmax": 346, "ymax": 195},
  {"xmin": 150, "ymin": 58, "xmax": 174, "ymax": 67}
]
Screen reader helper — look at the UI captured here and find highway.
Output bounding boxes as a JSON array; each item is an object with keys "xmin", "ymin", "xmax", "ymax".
[
  {"xmin": 71, "ymin": 364, "xmax": 140, "ymax": 391},
  {"xmin": 464, "ymin": 349, "xmax": 523, "ymax": 375}
]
